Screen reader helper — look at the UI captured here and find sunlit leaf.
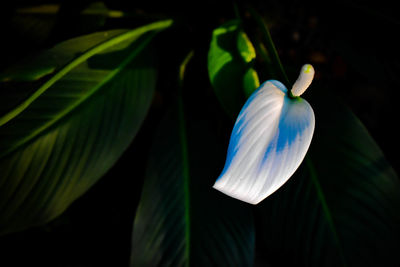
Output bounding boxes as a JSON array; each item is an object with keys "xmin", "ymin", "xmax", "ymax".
[
  {"xmin": 208, "ymin": 19, "xmax": 259, "ymax": 118},
  {"xmin": 0, "ymin": 20, "xmax": 173, "ymax": 235}
]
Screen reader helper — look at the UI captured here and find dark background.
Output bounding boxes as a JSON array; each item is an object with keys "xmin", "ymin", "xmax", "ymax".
[{"xmin": 0, "ymin": 0, "xmax": 398, "ymax": 266}]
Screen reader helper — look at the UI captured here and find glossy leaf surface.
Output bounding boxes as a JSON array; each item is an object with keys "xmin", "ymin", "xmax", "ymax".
[
  {"xmin": 208, "ymin": 19, "xmax": 260, "ymax": 118},
  {"xmin": 0, "ymin": 20, "xmax": 172, "ymax": 235}
]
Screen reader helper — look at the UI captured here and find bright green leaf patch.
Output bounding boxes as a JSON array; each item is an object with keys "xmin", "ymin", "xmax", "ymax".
[
  {"xmin": 0, "ymin": 20, "xmax": 172, "ymax": 235},
  {"xmin": 237, "ymin": 31, "xmax": 256, "ymax": 63},
  {"xmin": 208, "ymin": 19, "xmax": 260, "ymax": 118},
  {"xmin": 243, "ymin": 67, "xmax": 260, "ymax": 98}
]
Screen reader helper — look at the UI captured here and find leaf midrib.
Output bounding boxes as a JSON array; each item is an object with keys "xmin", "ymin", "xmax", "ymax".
[
  {"xmin": 177, "ymin": 51, "xmax": 194, "ymax": 267},
  {"xmin": 0, "ymin": 20, "xmax": 172, "ymax": 159}
]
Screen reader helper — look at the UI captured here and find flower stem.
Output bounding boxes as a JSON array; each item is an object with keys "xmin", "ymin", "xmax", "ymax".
[
  {"xmin": 233, "ymin": 2, "xmax": 241, "ymax": 20},
  {"xmin": 247, "ymin": 7, "xmax": 291, "ymax": 89}
]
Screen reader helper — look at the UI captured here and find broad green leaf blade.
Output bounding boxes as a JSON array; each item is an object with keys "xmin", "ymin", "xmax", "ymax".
[
  {"xmin": 0, "ymin": 4, "xmax": 128, "ymax": 83},
  {"xmin": 0, "ymin": 20, "xmax": 172, "ymax": 154},
  {"xmin": 0, "ymin": 20, "xmax": 173, "ymax": 235},
  {"xmin": 0, "ymin": 19, "xmax": 172, "ymax": 127},
  {"xmin": 0, "ymin": 29, "xmax": 123, "ymax": 83},
  {"xmin": 131, "ymin": 107, "xmax": 254, "ymax": 266},
  {"xmin": 208, "ymin": 19, "xmax": 259, "ymax": 118},
  {"xmin": 255, "ymin": 88, "xmax": 400, "ymax": 267}
]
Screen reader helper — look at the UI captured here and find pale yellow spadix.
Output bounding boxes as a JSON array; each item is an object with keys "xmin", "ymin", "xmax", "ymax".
[
  {"xmin": 213, "ymin": 64, "xmax": 315, "ymax": 204},
  {"xmin": 291, "ymin": 64, "xmax": 315, "ymax": 97}
]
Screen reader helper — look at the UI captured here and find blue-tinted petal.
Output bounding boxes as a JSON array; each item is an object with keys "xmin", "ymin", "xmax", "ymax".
[{"xmin": 213, "ymin": 80, "xmax": 315, "ymax": 204}]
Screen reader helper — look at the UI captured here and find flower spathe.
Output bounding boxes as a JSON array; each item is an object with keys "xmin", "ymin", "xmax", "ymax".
[{"xmin": 213, "ymin": 64, "xmax": 315, "ymax": 204}]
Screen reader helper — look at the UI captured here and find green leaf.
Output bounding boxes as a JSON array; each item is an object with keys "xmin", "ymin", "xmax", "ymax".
[
  {"xmin": 130, "ymin": 60, "xmax": 254, "ymax": 265},
  {"xmin": 208, "ymin": 19, "xmax": 259, "ymax": 118},
  {"xmin": 255, "ymin": 88, "xmax": 400, "ymax": 267},
  {"xmin": 0, "ymin": 20, "xmax": 173, "ymax": 235},
  {"xmin": 131, "ymin": 111, "xmax": 255, "ymax": 266}
]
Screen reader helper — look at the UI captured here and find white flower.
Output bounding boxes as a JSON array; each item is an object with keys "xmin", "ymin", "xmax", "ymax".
[{"xmin": 213, "ymin": 64, "xmax": 315, "ymax": 204}]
